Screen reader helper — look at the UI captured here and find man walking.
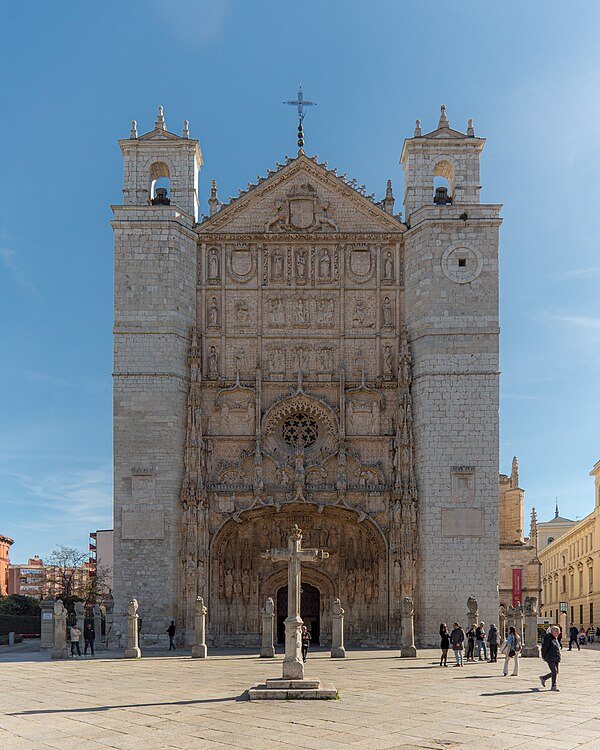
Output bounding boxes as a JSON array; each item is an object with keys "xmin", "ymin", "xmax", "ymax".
[
  {"xmin": 568, "ymin": 624, "xmax": 580, "ymax": 651},
  {"xmin": 540, "ymin": 625, "xmax": 561, "ymax": 692},
  {"xmin": 167, "ymin": 620, "xmax": 176, "ymax": 651},
  {"xmin": 475, "ymin": 621, "xmax": 488, "ymax": 661}
]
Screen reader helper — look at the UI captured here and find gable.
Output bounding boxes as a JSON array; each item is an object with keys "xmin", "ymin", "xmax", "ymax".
[{"xmin": 198, "ymin": 157, "xmax": 405, "ymax": 235}]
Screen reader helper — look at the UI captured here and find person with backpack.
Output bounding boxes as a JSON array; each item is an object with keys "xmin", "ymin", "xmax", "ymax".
[
  {"xmin": 439, "ymin": 623, "xmax": 450, "ymax": 667},
  {"xmin": 450, "ymin": 622, "xmax": 465, "ymax": 667},
  {"xmin": 475, "ymin": 621, "xmax": 488, "ymax": 661},
  {"xmin": 501, "ymin": 625, "xmax": 521, "ymax": 675}
]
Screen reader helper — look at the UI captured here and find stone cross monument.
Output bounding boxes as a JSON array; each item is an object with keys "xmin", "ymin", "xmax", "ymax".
[
  {"xmin": 51, "ymin": 599, "xmax": 67, "ymax": 660},
  {"xmin": 191, "ymin": 596, "xmax": 208, "ymax": 658},
  {"xmin": 124, "ymin": 598, "xmax": 142, "ymax": 658},
  {"xmin": 261, "ymin": 524, "xmax": 329, "ymax": 680},
  {"xmin": 331, "ymin": 598, "xmax": 346, "ymax": 658},
  {"xmin": 400, "ymin": 596, "xmax": 417, "ymax": 657},
  {"xmin": 260, "ymin": 597, "xmax": 275, "ymax": 658}
]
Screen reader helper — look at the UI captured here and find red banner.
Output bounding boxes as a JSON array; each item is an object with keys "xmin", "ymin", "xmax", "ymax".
[{"xmin": 512, "ymin": 568, "xmax": 523, "ymax": 607}]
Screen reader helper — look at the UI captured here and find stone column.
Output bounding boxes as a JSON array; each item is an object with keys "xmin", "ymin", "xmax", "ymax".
[
  {"xmin": 467, "ymin": 596, "xmax": 478, "ymax": 632},
  {"xmin": 507, "ymin": 605, "xmax": 515, "ymax": 632},
  {"xmin": 104, "ymin": 593, "xmax": 114, "ymax": 648},
  {"xmin": 521, "ymin": 597, "xmax": 539, "ymax": 657},
  {"xmin": 74, "ymin": 601, "xmax": 85, "ymax": 652},
  {"xmin": 51, "ymin": 600, "xmax": 67, "ymax": 660},
  {"xmin": 191, "ymin": 596, "xmax": 208, "ymax": 658},
  {"xmin": 93, "ymin": 604, "xmax": 102, "ymax": 648},
  {"xmin": 331, "ymin": 598, "xmax": 346, "ymax": 658},
  {"xmin": 400, "ymin": 596, "xmax": 417, "ymax": 657},
  {"xmin": 39, "ymin": 596, "xmax": 55, "ymax": 651},
  {"xmin": 124, "ymin": 598, "xmax": 142, "ymax": 658},
  {"xmin": 514, "ymin": 602, "xmax": 524, "ymax": 643},
  {"xmin": 498, "ymin": 605, "xmax": 506, "ymax": 644},
  {"xmin": 260, "ymin": 597, "xmax": 275, "ymax": 658}
]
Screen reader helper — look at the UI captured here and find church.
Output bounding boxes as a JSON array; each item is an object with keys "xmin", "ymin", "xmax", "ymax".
[{"xmin": 112, "ymin": 104, "xmax": 502, "ymax": 648}]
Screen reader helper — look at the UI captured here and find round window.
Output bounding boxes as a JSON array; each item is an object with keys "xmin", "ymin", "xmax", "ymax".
[{"xmin": 281, "ymin": 413, "xmax": 319, "ymax": 449}]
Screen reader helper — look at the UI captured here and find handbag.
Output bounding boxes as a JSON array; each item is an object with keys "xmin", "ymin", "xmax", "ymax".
[{"xmin": 508, "ymin": 649, "xmax": 516, "ymax": 657}]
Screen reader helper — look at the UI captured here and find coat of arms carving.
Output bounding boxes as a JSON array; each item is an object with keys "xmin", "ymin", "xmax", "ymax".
[{"xmin": 265, "ymin": 182, "xmax": 338, "ymax": 233}]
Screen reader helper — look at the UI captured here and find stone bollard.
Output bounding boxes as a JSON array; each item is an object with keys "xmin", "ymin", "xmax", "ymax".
[
  {"xmin": 498, "ymin": 605, "xmax": 507, "ymax": 644},
  {"xmin": 507, "ymin": 604, "xmax": 515, "ymax": 633},
  {"xmin": 521, "ymin": 597, "xmax": 539, "ymax": 657},
  {"xmin": 8, "ymin": 632, "xmax": 15, "ymax": 646},
  {"xmin": 260, "ymin": 597, "xmax": 275, "ymax": 658},
  {"xmin": 39, "ymin": 596, "xmax": 55, "ymax": 651},
  {"xmin": 51, "ymin": 600, "xmax": 68, "ymax": 660},
  {"xmin": 104, "ymin": 592, "xmax": 114, "ymax": 648},
  {"xmin": 124, "ymin": 598, "xmax": 142, "ymax": 658},
  {"xmin": 191, "ymin": 596, "xmax": 208, "ymax": 658},
  {"xmin": 467, "ymin": 596, "xmax": 478, "ymax": 633},
  {"xmin": 331, "ymin": 597, "xmax": 346, "ymax": 658},
  {"xmin": 93, "ymin": 604, "xmax": 102, "ymax": 649},
  {"xmin": 74, "ymin": 601, "xmax": 85, "ymax": 653},
  {"xmin": 514, "ymin": 602, "xmax": 524, "ymax": 643},
  {"xmin": 400, "ymin": 596, "xmax": 417, "ymax": 657}
]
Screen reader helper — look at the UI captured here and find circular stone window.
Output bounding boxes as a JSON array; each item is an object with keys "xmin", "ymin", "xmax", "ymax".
[
  {"xmin": 441, "ymin": 244, "xmax": 483, "ymax": 284},
  {"xmin": 281, "ymin": 413, "xmax": 319, "ymax": 449}
]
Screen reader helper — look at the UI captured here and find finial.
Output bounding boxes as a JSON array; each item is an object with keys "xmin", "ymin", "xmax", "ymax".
[
  {"xmin": 510, "ymin": 456, "xmax": 519, "ymax": 488},
  {"xmin": 208, "ymin": 179, "xmax": 219, "ymax": 216},
  {"xmin": 414, "ymin": 119, "xmax": 422, "ymax": 137},
  {"xmin": 182, "ymin": 120, "xmax": 189, "ymax": 138},
  {"xmin": 284, "ymin": 85, "xmax": 316, "ymax": 156},
  {"xmin": 467, "ymin": 117, "xmax": 475, "ymax": 137},
  {"xmin": 155, "ymin": 105, "xmax": 166, "ymax": 131},
  {"xmin": 297, "ymin": 121, "xmax": 304, "ymax": 154},
  {"xmin": 130, "ymin": 120, "xmax": 138, "ymax": 139},
  {"xmin": 383, "ymin": 179, "xmax": 395, "ymax": 215},
  {"xmin": 555, "ymin": 498, "xmax": 559, "ymax": 518},
  {"xmin": 438, "ymin": 104, "xmax": 449, "ymax": 129}
]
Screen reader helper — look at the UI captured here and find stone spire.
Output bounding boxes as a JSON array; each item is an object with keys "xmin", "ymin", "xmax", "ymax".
[
  {"xmin": 155, "ymin": 105, "xmax": 166, "ymax": 131},
  {"xmin": 529, "ymin": 507, "xmax": 538, "ymax": 543},
  {"xmin": 413, "ymin": 119, "xmax": 422, "ymax": 137},
  {"xmin": 438, "ymin": 104, "xmax": 449, "ymax": 129},
  {"xmin": 383, "ymin": 179, "xmax": 395, "ymax": 215},
  {"xmin": 130, "ymin": 119, "xmax": 138, "ymax": 139},
  {"xmin": 208, "ymin": 179, "xmax": 219, "ymax": 216},
  {"xmin": 555, "ymin": 498, "xmax": 559, "ymax": 518},
  {"xmin": 510, "ymin": 456, "xmax": 519, "ymax": 488},
  {"xmin": 467, "ymin": 118, "xmax": 475, "ymax": 136},
  {"xmin": 182, "ymin": 120, "xmax": 190, "ymax": 138}
]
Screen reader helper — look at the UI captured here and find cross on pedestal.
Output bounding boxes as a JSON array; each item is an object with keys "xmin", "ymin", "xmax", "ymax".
[{"xmin": 262, "ymin": 524, "xmax": 329, "ymax": 679}]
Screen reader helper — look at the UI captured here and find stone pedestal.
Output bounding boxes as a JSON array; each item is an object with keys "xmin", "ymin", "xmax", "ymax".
[
  {"xmin": 400, "ymin": 597, "xmax": 417, "ymax": 657},
  {"xmin": 514, "ymin": 602, "xmax": 524, "ymax": 643},
  {"xmin": 507, "ymin": 605, "xmax": 515, "ymax": 632},
  {"xmin": 248, "ymin": 679, "xmax": 337, "ymax": 701},
  {"xmin": 331, "ymin": 598, "xmax": 346, "ymax": 658},
  {"xmin": 74, "ymin": 601, "xmax": 85, "ymax": 652},
  {"xmin": 51, "ymin": 600, "xmax": 67, "ymax": 660},
  {"xmin": 467, "ymin": 596, "xmax": 478, "ymax": 632},
  {"xmin": 191, "ymin": 596, "xmax": 208, "ymax": 658},
  {"xmin": 260, "ymin": 597, "xmax": 275, "ymax": 658},
  {"xmin": 124, "ymin": 598, "xmax": 141, "ymax": 658},
  {"xmin": 104, "ymin": 593, "xmax": 115, "ymax": 648},
  {"xmin": 40, "ymin": 596, "xmax": 55, "ymax": 651},
  {"xmin": 498, "ymin": 605, "xmax": 507, "ymax": 644},
  {"xmin": 93, "ymin": 604, "xmax": 102, "ymax": 648},
  {"xmin": 521, "ymin": 596, "xmax": 540, "ymax": 658}
]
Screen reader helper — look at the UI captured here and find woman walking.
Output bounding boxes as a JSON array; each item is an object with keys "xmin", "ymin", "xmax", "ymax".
[
  {"xmin": 450, "ymin": 622, "xmax": 465, "ymax": 667},
  {"xmin": 439, "ymin": 623, "xmax": 450, "ymax": 666},
  {"xmin": 501, "ymin": 625, "xmax": 521, "ymax": 676}
]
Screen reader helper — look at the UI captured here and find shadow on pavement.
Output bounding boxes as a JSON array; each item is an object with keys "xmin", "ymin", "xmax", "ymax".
[
  {"xmin": 11, "ymin": 696, "xmax": 242, "ymax": 715},
  {"xmin": 480, "ymin": 688, "xmax": 542, "ymax": 696}
]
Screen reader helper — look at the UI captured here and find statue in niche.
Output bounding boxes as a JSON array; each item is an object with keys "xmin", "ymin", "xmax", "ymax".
[
  {"xmin": 296, "ymin": 250, "xmax": 307, "ymax": 280},
  {"xmin": 208, "ymin": 346, "xmax": 218, "ymax": 378},
  {"xmin": 235, "ymin": 300, "xmax": 249, "ymax": 324},
  {"xmin": 208, "ymin": 297, "xmax": 218, "ymax": 327},
  {"xmin": 208, "ymin": 248, "xmax": 219, "ymax": 279},
  {"xmin": 320, "ymin": 248, "xmax": 331, "ymax": 279},
  {"xmin": 319, "ymin": 348, "xmax": 332, "ymax": 370},
  {"xmin": 383, "ymin": 345, "xmax": 393, "ymax": 377},
  {"xmin": 384, "ymin": 251, "xmax": 394, "ymax": 280},
  {"xmin": 382, "ymin": 296, "xmax": 394, "ymax": 327},
  {"xmin": 235, "ymin": 348, "xmax": 247, "ymax": 372},
  {"xmin": 352, "ymin": 301, "xmax": 366, "ymax": 327},
  {"xmin": 296, "ymin": 298, "xmax": 309, "ymax": 325},
  {"xmin": 354, "ymin": 352, "xmax": 365, "ymax": 374},
  {"xmin": 272, "ymin": 249, "xmax": 284, "ymax": 279},
  {"xmin": 269, "ymin": 298, "xmax": 285, "ymax": 325},
  {"xmin": 294, "ymin": 346, "xmax": 309, "ymax": 371}
]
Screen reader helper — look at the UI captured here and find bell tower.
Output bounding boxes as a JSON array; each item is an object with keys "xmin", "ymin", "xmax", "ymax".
[
  {"xmin": 401, "ymin": 106, "xmax": 502, "ymax": 643},
  {"xmin": 112, "ymin": 107, "xmax": 202, "ymax": 642}
]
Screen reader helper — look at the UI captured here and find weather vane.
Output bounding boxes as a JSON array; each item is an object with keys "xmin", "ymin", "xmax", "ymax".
[{"xmin": 284, "ymin": 85, "xmax": 317, "ymax": 152}]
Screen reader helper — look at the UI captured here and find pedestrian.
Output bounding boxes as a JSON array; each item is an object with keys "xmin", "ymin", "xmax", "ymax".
[
  {"xmin": 487, "ymin": 623, "xmax": 498, "ymax": 663},
  {"xmin": 465, "ymin": 624, "xmax": 476, "ymax": 661},
  {"xmin": 450, "ymin": 622, "xmax": 465, "ymax": 667},
  {"xmin": 539, "ymin": 625, "xmax": 561, "ymax": 692},
  {"xmin": 568, "ymin": 625, "xmax": 580, "ymax": 651},
  {"xmin": 596, "ymin": 625, "xmax": 600, "ymax": 643},
  {"xmin": 439, "ymin": 623, "xmax": 450, "ymax": 667},
  {"xmin": 301, "ymin": 624, "xmax": 311, "ymax": 663},
  {"xmin": 586, "ymin": 626, "xmax": 594, "ymax": 645},
  {"xmin": 578, "ymin": 627, "xmax": 586, "ymax": 647},
  {"xmin": 475, "ymin": 621, "xmax": 488, "ymax": 661},
  {"xmin": 167, "ymin": 620, "xmax": 176, "ymax": 651},
  {"xmin": 70, "ymin": 624, "xmax": 82, "ymax": 657},
  {"xmin": 501, "ymin": 625, "xmax": 521, "ymax": 676},
  {"xmin": 83, "ymin": 623, "xmax": 95, "ymax": 656}
]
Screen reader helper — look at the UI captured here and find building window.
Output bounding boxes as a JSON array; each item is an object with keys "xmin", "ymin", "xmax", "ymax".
[
  {"xmin": 589, "ymin": 566, "xmax": 594, "ymax": 591},
  {"xmin": 590, "ymin": 603, "xmax": 594, "ymax": 625},
  {"xmin": 580, "ymin": 604, "xmax": 584, "ymax": 625},
  {"xmin": 571, "ymin": 606, "xmax": 574, "ymax": 624}
]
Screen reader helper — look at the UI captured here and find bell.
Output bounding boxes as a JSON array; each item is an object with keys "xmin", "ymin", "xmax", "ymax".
[
  {"xmin": 151, "ymin": 187, "xmax": 171, "ymax": 206},
  {"xmin": 433, "ymin": 186, "xmax": 452, "ymax": 205}
]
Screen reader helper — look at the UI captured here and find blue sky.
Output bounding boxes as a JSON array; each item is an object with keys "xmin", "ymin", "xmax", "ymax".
[{"xmin": 1, "ymin": 0, "xmax": 599, "ymax": 562}]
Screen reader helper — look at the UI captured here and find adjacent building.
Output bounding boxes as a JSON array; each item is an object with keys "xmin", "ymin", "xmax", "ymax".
[
  {"xmin": 0, "ymin": 534, "xmax": 13, "ymax": 595},
  {"xmin": 89, "ymin": 529, "xmax": 114, "ymax": 593},
  {"xmin": 540, "ymin": 460, "xmax": 600, "ymax": 629},
  {"xmin": 8, "ymin": 556, "xmax": 46, "ymax": 597}
]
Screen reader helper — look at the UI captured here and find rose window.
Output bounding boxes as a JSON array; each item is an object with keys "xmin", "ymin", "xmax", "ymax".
[{"xmin": 281, "ymin": 413, "xmax": 319, "ymax": 449}]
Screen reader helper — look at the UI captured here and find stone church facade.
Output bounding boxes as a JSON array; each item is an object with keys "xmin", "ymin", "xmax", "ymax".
[{"xmin": 112, "ymin": 106, "xmax": 501, "ymax": 648}]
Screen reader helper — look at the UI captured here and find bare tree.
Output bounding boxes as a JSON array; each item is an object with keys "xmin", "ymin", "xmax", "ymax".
[{"xmin": 47, "ymin": 546, "xmax": 88, "ymax": 598}]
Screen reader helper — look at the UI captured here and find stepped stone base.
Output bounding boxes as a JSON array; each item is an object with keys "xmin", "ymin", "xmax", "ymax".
[{"xmin": 247, "ymin": 678, "xmax": 338, "ymax": 700}]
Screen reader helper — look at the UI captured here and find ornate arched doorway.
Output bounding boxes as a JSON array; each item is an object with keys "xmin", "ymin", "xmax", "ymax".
[
  {"xmin": 208, "ymin": 504, "xmax": 387, "ymax": 647},
  {"xmin": 277, "ymin": 582, "xmax": 321, "ymax": 645}
]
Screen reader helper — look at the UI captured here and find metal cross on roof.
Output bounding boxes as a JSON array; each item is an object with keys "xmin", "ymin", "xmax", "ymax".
[{"xmin": 284, "ymin": 85, "xmax": 317, "ymax": 152}]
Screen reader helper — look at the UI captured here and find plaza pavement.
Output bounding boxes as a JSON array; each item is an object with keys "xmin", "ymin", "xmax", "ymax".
[{"xmin": 2, "ymin": 643, "xmax": 600, "ymax": 750}]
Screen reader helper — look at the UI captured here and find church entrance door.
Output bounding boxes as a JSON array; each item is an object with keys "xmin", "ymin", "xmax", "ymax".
[{"xmin": 276, "ymin": 582, "xmax": 320, "ymax": 645}]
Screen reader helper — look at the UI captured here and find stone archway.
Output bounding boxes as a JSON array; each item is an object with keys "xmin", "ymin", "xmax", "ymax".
[{"xmin": 208, "ymin": 503, "xmax": 388, "ymax": 647}]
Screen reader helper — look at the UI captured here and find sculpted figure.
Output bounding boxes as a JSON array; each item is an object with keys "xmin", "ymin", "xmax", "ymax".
[
  {"xmin": 382, "ymin": 296, "xmax": 394, "ymax": 327},
  {"xmin": 208, "ymin": 297, "xmax": 218, "ymax": 326},
  {"xmin": 315, "ymin": 200, "xmax": 338, "ymax": 230},
  {"xmin": 467, "ymin": 596, "xmax": 478, "ymax": 615},
  {"xmin": 127, "ymin": 598, "xmax": 139, "ymax": 618},
  {"xmin": 208, "ymin": 346, "xmax": 218, "ymax": 377},
  {"xmin": 384, "ymin": 251, "xmax": 394, "ymax": 280},
  {"xmin": 272, "ymin": 250, "xmax": 284, "ymax": 278},
  {"xmin": 208, "ymin": 248, "xmax": 219, "ymax": 279},
  {"xmin": 383, "ymin": 345, "xmax": 393, "ymax": 376},
  {"xmin": 353, "ymin": 301, "xmax": 365, "ymax": 327},
  {"xmin": 236, "ymin": 300, "xmax": 249, "ymax": 323},
  {"xmin": 320, "ymin": 248, "xmax": 331, "ymax": 279},
  {"xmin": 264, "ymin": 597, "xmax": 275, "ymax": 616},
  {"xmin": 332, "ymin": 598, "xmax": 344, "ymax": 617},
  {"xmin": 296, "ymin": 298, "xmax": 309, "ymax": 324},
  {"xmin": 265, "ymin": 200, "xmax": 287, "ymax": 232}
]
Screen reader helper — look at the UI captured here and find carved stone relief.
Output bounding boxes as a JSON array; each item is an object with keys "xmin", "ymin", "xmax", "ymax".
[
  {"xmin": 208, "ymin": 346, "xmax": 219, "ymax": 379},
  {"xmin": 207, "ymin": 296, "xmax": 219, "ymax": 329},
  {"xmin": 207, "ymin": 247, "xmax": 220, "ymax": 284},
  {"xmin": 382, "ymin": 248, "xmax": 395, "ymax": 284},
  {"xmin": 346, "ymin": 244, "xmax": 375, "ymax": 283},
  {"xmin": 227, "ymin": 245, "xmax": 257, "ymax": 284},
  {"xmin": 382, "ymin": 296, "xmax": 394, "ymax": 329},
  {"xmin": 265, "ymin": 182, "xmax": 338, "ymax": 233}
]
